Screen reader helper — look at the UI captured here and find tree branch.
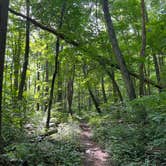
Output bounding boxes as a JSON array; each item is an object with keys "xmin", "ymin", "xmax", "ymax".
[
  {"xmin": 9, "ymin": 8, "xmax": 163, "ymax": 90},
  {"xmin": 9, "ymin": 8, "xmax": 79, "ymax": 46}
]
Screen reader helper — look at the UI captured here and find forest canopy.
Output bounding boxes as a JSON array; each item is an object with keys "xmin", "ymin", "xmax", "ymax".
[{"xmin": 0, "ymin": 0, "xmax": 166, "ymax": 165}]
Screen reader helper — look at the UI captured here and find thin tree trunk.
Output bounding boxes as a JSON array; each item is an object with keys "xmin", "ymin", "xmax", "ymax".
[
  {"xmin": 44, "ymin": 60, "xmax": 49, "ymax": 112},
  {"xmin": 101, "ymin": 76, "xmax": 107, "ymax": 103},
  {"xmin": 153, "ymin": 55, "xmax": 161, "ymax": 92},
  {"xmin": 139, "ymin": 0, "xmax": 146, "ymax": 96},
  {"xmin": 67, "ymin": 77, "xmax": 74, "ymax": 116},
  {"xmin": 0, "ymin": 0, "xmax": 9, "ymax": 149},
  {"xmin": 102, "ymin": 0, "xmax": 136, "ymax": 100},
  {"xmin": 18, "ymin": 0, "xmax": 30, "ymax": 100},
  {"xmin": 46, "ymin": 1, "xmax": 66, "ymax": 128},
  {"xmin": 10, "ymin": 64, "xmax": 13, "ymax": 97},
  {"xmin": 13, "ymin": 31, "xmax": 21, "ymax": 94},
  {"xmin": 37, "ymin": 60, "xmax": 40, "ymax": 111},
  {"xmin": 57, "ymin": 61, "xmax": 63, "ymax": 111},
  {"xmin": 68, "ymin": 65, "xmax": 75, "ymax": 116}
]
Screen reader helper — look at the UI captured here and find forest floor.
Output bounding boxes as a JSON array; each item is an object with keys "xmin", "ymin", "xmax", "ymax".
[{"xmin": 79, "ymin": 123, "xmax": 110, "ymax": 166}]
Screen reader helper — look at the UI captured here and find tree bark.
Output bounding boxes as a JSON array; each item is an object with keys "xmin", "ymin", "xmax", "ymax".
[
  {"xmin": 13, "ymin": 31, "xmax": 21, "ymax": 94},
  {"xmin": 102, "ymin": 0, "xmax": 136, "ymax": 100},
  {"xmin": 46, "ymin": 1, "xmax": 66, "ymax": 128},
  {"xmin": 37, "ymin": 60, "xmax": 40, "ymax": 111},
  {"xmin": 67, "ymin": 78, "xmax": 74, "ymax": 116},
  {"xmin": 44, "ymin": 60, "xmax": 49, "ymax": 112},
  {"xmin": 57, "ymin": 61, "xmax": 63, "ymax": 111},
  {"xmin": 139, "ymin": 0, "xmax": 146, "ymax": 96},
  {"xmin": 0, "ymin": 0, "xmax": 9, "ymax": 149},
  {"xmin": 153, "ymin": 55, "xmax": 161, "ymax": 92},
  {"xmin": 18, "ymin": 0, "xmax": 30, "ymax": 100}
]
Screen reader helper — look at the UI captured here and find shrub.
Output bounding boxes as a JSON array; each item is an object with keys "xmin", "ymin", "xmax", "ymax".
[{"xmin": 90, "ymin": 93, "xmax": 166, "ymax": 165}]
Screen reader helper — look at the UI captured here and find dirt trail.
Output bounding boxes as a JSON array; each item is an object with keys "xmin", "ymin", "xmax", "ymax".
[{"xmin": 80, "ymin": 123, "xmax": 110, "ymax": 166}]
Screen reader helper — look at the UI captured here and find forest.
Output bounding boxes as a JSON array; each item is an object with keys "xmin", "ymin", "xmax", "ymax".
[{"xmin": 0, "ymin": 0, "xmax": 166, "ymax": 165}]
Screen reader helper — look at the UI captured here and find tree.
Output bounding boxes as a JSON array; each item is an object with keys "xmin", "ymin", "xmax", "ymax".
[
  {"xmin": 0, "ymin": 0, "xmax": 9, "ymax": 148},
  {"xmin": 139, "ymin": 0, "xmax": 147, "ymax": 96},
  {"xmin": 18, "ymin": 0, "xmax": 30, "ymax": 100},
  {"xmin": 46, "ymin": 1, "xmax": 66, "ymax": 129},
  {"xmin": 102, "ymin": 0, "xmax": 136, "ymax": 100}
]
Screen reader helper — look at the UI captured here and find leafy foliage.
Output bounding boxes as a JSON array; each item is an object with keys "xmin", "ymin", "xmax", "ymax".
[{"xmin": 90, "ymin": 93, "xmax": 166, "ymax": 165}]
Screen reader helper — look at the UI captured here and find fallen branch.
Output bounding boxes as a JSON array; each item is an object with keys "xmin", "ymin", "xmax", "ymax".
[{"xmin": 9, "ymin": 8, "xmax": 164, "ymax": 90}]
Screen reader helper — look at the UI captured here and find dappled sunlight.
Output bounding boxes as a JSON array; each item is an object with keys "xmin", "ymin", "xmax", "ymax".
[{"xmin": 80, "ymin": 123, "xmax": 110, "ymax": 166}]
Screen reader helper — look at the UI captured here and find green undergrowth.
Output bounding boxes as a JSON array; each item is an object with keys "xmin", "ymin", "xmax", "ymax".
[
  {"xmin": 4, "ymin": 139, "xmax": 82, "ymax": 166},
  {"xmin": 89, "ymin": 93, "xmax": 166, "ymax": 166},
  {"xmin": 2, "ymin": 120, "xmax": 82, "ymax": 166}
]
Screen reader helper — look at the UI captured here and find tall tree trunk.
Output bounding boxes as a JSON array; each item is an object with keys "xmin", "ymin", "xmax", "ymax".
[
  {"xmin": 0, "ymin": 0, "xmax": 9, "ymax": 149},
  {"xmin": 10, "ymin": 64, "xmax": 13, "ymax": 97},
  {"xmin": 101, "ymin": 76, "xmax": 107, "ymax": 103},
  {"xmin": 153, "ymin": 55, "xmax": 161, "ymax": 92},
  {"xmin": 67, "ymin": 65, "xmax": 75, "ymax": 116},
  {"xmin": 57, "ymin": 61, "xmax": 63, "ymax": 111},
  {"xmin": 46, "ymin": 1, "xmax": 66, "ymax": 128},
  {"xmin": 13, "ymin": 31, "xmax": 21, "ymax": 93},
  {"xmin": 67, "ymin": 78, "xmax": 74, "ymax": 116},
  {"xmin": 139, "ymin": 0, "xmax": 146, "ymax": 96},
  {"xmin": 44, "ymin": 60, "xmax": 49, "ymax": 112},
  {"xmin": 37, "ymin": 60, "xmax": 40, "ymax": 111},
  {"xmin": 18, "ymin": 0, "xmax": 30, "ymax": 100},
  {"xmin": 102, "ymin": 0, "xmax": 136, "ymax": 100},
  {"xmin": 13, "ymin": 32, "xmax": 21, "ymax": 107},
  {"xmin": 78, "ymin": 87, "xmax": 81, "ymax": 113}
]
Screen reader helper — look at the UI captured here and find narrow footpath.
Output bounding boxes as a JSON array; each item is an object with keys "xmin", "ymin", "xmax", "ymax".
[{"xmin": 80, "ymin": 123, "xmax": 110, "ymax": 166}]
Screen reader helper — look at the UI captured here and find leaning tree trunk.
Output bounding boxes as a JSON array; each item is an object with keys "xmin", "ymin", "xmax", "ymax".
[
  {"xmin": 139, "ymin": 0, "xmax": 146, "ymax": 96},
  {"xmin": 0, "ymin": 0, "xmax": 9, "ymax": 149},
  {"xmin": 18, "ymin": 0, "xmax": 30, "ymax": 100},
  {"xmin": 46, "ymin": 1, "xmax": 66, "ymax": 129},
  {"xmin": 102, "ymin": 0, "xmax": 136, "ymax": 100}
]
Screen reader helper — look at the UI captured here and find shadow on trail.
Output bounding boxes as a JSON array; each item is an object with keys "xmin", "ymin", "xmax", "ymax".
[{"xmin": 80, "ymin": 123, "xmax": 110, "ymax": 166}]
